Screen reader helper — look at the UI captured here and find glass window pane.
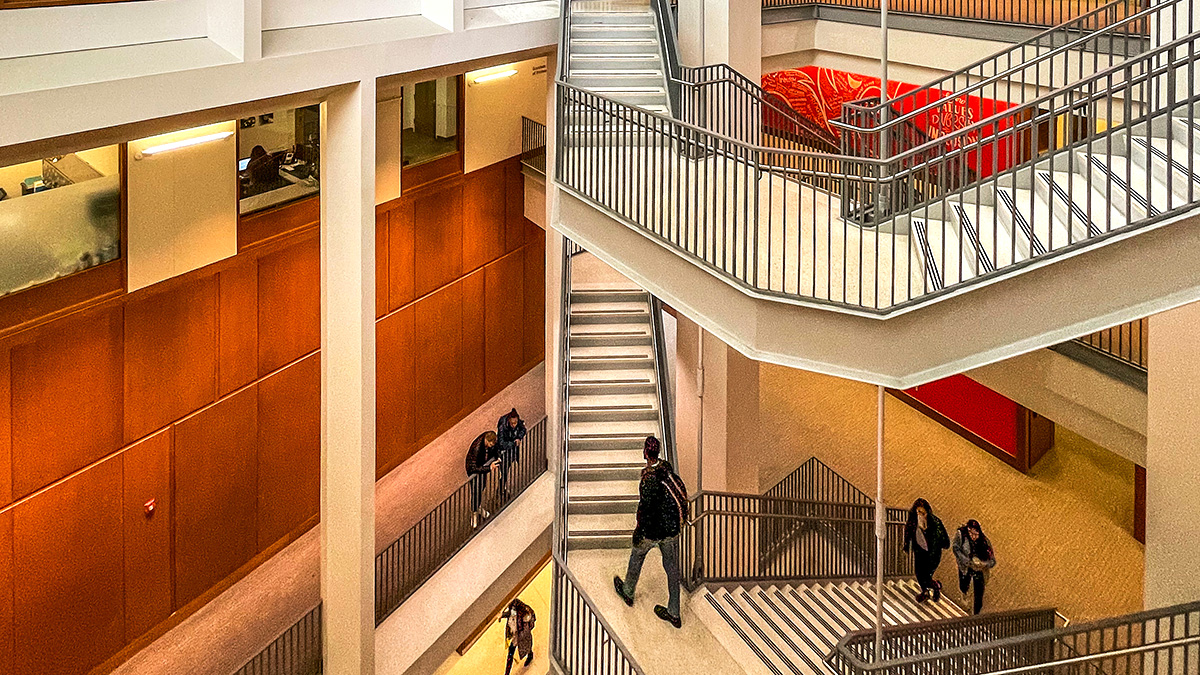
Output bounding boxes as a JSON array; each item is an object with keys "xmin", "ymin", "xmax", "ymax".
[
  {"xmin": 0, "ymin": 145, "xmax": 121, "ymax": 298},
  {"xmin": 402, "ymin": 76, "xmax": 459, "ymax": 168},
  {"xmin": 238, "ymin": 104, "xmax": 321, "ymax": 215}
]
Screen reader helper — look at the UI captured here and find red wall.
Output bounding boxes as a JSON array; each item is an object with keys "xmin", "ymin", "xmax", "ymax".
[
  {"xmin": 904, "ymin": 374, "xmax": 1022, "ymax": 456},
  {"xmin": 0, "ymin": 156, "xmax": 544, "ymax": 675}
]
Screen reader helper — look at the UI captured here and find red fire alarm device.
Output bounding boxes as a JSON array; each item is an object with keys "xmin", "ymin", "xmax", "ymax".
[{"xmin": 144, "ymin": 499, "xmax": 156, "ymax": 517}]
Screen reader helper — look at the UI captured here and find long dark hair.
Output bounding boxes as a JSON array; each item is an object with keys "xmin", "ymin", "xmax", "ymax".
[
  {"xmin": 906, "ymin": 498, "xmax": 934, "ymax": 531},
  {"xmin": 962, "ymin": 519, "xmax": 994, "ymax": 560}
]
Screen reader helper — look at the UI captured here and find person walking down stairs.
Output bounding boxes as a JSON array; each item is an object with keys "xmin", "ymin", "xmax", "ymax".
[
  {"xmin": 613, "ymin": 436, "xmax": 689, "ymax": 629},
  {"xmin": 903, "ymin": 498, "xmax": 950, "ymax": 603},
  {"xmin": 953, "ymin": 519, "xmax": 997, "ymax": 615}
]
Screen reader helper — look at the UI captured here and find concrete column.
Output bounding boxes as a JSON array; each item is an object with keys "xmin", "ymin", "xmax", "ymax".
[
  {"xmin": 320, "ymin": 78, "xmax": 377, "ymax": 675},
  {"xmin": 1144, "ymin": 300, "xmax": 1200, "ymax": 609},
  {"xmin": 677, "ymin": 0, "xmax": 761, "ymax": 78},
  {"xmin": 674, "ymin": 314, "xmax": 761, "ymax": 495}
]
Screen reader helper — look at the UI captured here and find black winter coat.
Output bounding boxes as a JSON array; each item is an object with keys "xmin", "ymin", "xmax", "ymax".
[
  {"xmin": 904, "ymin": 513, "xmax": 950, "ymax": 567},
  {"xmin": 465, "ymin": 432, "xmax": 499, "ymax": 476},
  {"xmin": 496, "ymin": 417, "xmax": 527, "ymax": 455},
  {"xmin": 634, "ymin": 460, "xmax": 688, "ymax": 542}
]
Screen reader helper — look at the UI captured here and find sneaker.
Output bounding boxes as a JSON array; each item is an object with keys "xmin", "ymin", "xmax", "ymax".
[
  {"xmin": 932, "ymin": 581, "xmax": 942, "ymax": 603},
  {"xmin": 613, "ymin": 576, "xmax": 634, "ymax": 606},
  {"xmin": 916, "ymin": 590, "xmax": 929, "ymax": 603},
  {"xmin": 480, "ymin": 508, "xmax": 491, "ymax": 519},
  {"xmin": 471, "ymin": 512, "xmax": 479, "ymax": 529},
  {"xmin": 523, "ymin": 653, "xmax": 533, "ymax": 667},
  {"xmin": 654, "ymin": 605, "xmax": 682, "ymax": 629}
]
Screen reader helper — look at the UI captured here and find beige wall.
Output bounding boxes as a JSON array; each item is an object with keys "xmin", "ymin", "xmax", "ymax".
[
  {"xmin": 238, "ymin": 108, "xmax": 298, "ymax": 156},
  {"xmin": 1145, "ymin": 300, "xmax": 1200, "ymax": 609},
  {"xmin": 463, "ymin": 57, "xmax": 547, "ymax": 174},
  {"xmin": 377, "ymin": 97, "xmax": 402, "ymax": 204}
]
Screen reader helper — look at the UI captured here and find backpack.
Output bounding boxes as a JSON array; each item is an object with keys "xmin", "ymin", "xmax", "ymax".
[{"xmin": 661, "ymin": 468, "xmax": 690, "ymax": 532}]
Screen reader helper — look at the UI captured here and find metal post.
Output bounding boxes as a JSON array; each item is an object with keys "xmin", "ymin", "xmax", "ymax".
[
  {"xmin": 877, "ymin": 0, "xmax": 890, "ymax": 227},
  {"xmin": 875, "ymin": 385, "xmax": 885, "ymax": 661}
]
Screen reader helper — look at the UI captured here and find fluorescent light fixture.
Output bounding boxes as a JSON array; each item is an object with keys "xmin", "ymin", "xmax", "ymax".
[
  {"xmin": 473, "ymin": 69, "xmax": 518, "ymax": 84},
  {"xmin": 139, "ymin": 131, "xmax": 234, "ymax": 158}
]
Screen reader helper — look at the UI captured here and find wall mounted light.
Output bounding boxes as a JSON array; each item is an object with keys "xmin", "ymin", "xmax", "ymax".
[
  {"xmin": 135, "ymin": 131, "xmax": 234, "ymax": 160},
  {"xmin": 472, "ymin": 69, "xmax": 518, "ymax": 84}
]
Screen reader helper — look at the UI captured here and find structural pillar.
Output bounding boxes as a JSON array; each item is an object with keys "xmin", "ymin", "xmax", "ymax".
[
  {"xmin": 674, "ymin": 315, "xmax": 760, "ymax": 494},
  {"xmin": 320, "ymin": 78, "xmax": 377, "ymax": 675},
  {"xmin": 677, "ymin": 0, "xmax": 762, "ymax": 79},
  {"xmin": 1144, "ymin": 299, "xmax": 1200, "ymax": 609}
]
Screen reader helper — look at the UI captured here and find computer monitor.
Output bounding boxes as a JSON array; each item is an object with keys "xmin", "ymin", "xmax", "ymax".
[{"xmin": 238, "ymin": 157, "xmax": 251, "ymax": 171}]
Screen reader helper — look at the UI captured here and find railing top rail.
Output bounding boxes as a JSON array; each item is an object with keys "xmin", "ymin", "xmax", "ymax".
[
  {"xmin": 978, "ymin": 635, "xmax": 1200, "ymax": 675},
  {"xmin": 836, "ymin": 606, "xmax": 1058, "ymax": 648},
  {"xmin": 692, "ymin": 488, "xmax": 902, "ymax": 510},
  {"xmin": 857, "ymin": 0, "xmax": 1159, "ymax": 130},
  {"xmin": 552, "ymin": 552, "xmax": 647, "ymax": 674},
  {"xmin": 834, "ymin": 599, "xmax": 1200, "ymax": 671}
]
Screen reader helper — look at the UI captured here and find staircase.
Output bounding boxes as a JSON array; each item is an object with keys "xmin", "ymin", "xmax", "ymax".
[
  {"xmin": 565, "ymin": 268, "xmax": 666, "ymax": 550},
  {"xmin": 566, "ymin": 0, "xmax": 670, "ymax": 116},
  {"xmin": 696, "ymin": 579, "xmax": 968, "ymax": 675}
]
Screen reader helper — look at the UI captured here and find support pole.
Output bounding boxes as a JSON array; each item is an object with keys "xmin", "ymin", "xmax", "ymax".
[{"xmin": 875, "ymin": 385, "xmax": 885, "ymax": 661}]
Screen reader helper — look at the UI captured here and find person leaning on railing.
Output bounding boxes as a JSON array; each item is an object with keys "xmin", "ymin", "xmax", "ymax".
[
  {"xmin": 465, "ymin": 430, "xmax": 500, "ymax": 529},
  {"xmin": 496, "ymin": 408, "xmax": 527, "ymax": 499},
  {"xmin": 953, "ymin": 519, "xmax": 997, "ymax": 615},
  {"xmin": 613, "ymin": 436, "xmax": 690, "ymax": 629}
]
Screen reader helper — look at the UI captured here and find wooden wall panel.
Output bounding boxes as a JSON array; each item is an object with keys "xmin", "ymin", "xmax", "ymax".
[
  {"xmin": 173, "ymin": 387, "xmax": 258, "ymax": 607},
  {"xmin": 0, "ymin": 511, "xmax": 12, "ymax": 675},
  {"xmin": 484, "ymin": 253, "xmax": 525, "ymax": 392},
  {"xmin": 257, "ymin": 354, "xmax": 320, "ymax": 550},
  {"xmin": 14, "ymin": 456, "xmax": 124, "ymax": 675},
  {"xmin": 414, "ymin": 185, "xmax": 463, "ymax": 298},
  {"xmin": 122, "ymin": 430, "xmax": 173, "ymax": 642},
  {"xmin": 258, "ymin": 236, "xmax": 320, "ymax": 375},
  {"xmin": 461, "ymin": 270, "xmax": 486, "ymax": 406},
  {"xmin": 11, "ymin": 307, "xmax": 123, "ymax": 498},
  {"xmin": 124, "ymin": 276, "xmax": 218, "ymax": 443},
  {"xmin": 463, "ymin": 164, "xmax": 506, "ymax": 272},
  {"xmin": 376, "ymin": 212, "xmax": 390, "ymax": 319},
  {"xmin": 376, "ymin": 306, "xmax": 415, "ymax": 474},
  {"xmin": 0, "ymin": 349, "xmax": 11, "ymax": 506},
  {"xmin": 524, "ymin": 235, "xmax": 547, "ymax": 366},
  {"xmin": 388, "ymin": 201, "xmax": 416, "ymax": 311},
  {"xmin": 219, "ymin": 259, "xmax": 259, "ymax": 395},
  {"xmin": 505, "ymin": 162, "xmax": 527, "ymax": 253},
  {"xmin": 415, "ymin": 283, "xmax": 464, "ymax": 435}
]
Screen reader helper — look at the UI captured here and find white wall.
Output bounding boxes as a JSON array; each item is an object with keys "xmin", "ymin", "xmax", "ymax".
[
  {"xmin": 0, "ymin": 0, "xmax": 206, "ymax": 59},
  {"xmin": 263, "ymin": 0, "xmax": 422, "ymax": 30},
  {"xmin": 377, "ymin": 98, "xmax": 403, "ymax": 204},
  {"xmin": 239, "ymin": 109, "xmax": 298, "ymax": 155},
  {"xmin": 126, "ymin": 121, "xmax": 238, "ymax": 292},
  {"xmin": 463, "ymin": 57, "xmax": 547, "ymax": 173}
]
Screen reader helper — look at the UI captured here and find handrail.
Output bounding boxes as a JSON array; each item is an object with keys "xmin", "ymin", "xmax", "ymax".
[
  {"xmin": 551, "ymin": 552, "xmax": 647, "ymax": 675},
  {"xmin": 648, "ymin": 295, "xmax": 677, "ymax": 467},
  {"xmin": 554, "ymin": 238, "xmax": 573, "ymax": 560},
  {"xmin": 979, "ymin": 635, "xmax": 1200, "ymax": 675}
]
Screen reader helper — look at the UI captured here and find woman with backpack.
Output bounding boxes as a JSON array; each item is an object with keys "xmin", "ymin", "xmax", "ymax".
[
  {"xmin": 903, "ymin": 498, "xmax": 950, "ymax": 603},
  {"xmin": 953, "ymin": 519, "xmax": 997, "ymax": 614}
]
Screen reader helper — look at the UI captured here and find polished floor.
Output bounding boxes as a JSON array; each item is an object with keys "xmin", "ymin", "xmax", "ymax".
[
  {"xmin": 434, "ymin": 561, "xmax": 552, "ymax": 675},
  {"xmin": 756, "ymin": 364, "xmax": 1144, "ymax": 622},
  {"xmin": 114, "ymin": 365, "xmax": 547, "ymax": 675}
]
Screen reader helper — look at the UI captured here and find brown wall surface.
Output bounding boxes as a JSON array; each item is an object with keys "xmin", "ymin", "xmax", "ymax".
[{"xmin": 0, "ymin": 156, "xmax": 545, "ymax": 675}]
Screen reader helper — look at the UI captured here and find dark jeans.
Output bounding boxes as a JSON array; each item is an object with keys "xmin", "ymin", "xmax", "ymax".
[
  {"xmin": 504, "ymin": 642, "xmax": 531, "ymax": 675},
  {"xmin": 498, "ymin": 444, "xmax": 518, "ymax": 496},
  {"xmin": 914, "ymin": 548, "xmax": 939, "ymax": 592},
  {"xmin": 470, "ymin": 472, "xmax": 488, "ymax": 513},
  {"xmin": 959, "ymin": 569, "xmax": 987, "ymax": 614},
  {"xmin": 622, "ymin": 535, "xmax": 681, "ymax": 618}
]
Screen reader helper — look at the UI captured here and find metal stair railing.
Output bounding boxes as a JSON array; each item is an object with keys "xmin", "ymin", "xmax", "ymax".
[
  {"xmin": 551, "ymin": 552, "xmax": 647, "ymax": 675},
  {"xmin": 828, "ymin": 599, "xmax": 1200, "ymax": 675},
  {"xmin": 763, "ymin": 0, "xmax": 1148, "ymax": 33}
]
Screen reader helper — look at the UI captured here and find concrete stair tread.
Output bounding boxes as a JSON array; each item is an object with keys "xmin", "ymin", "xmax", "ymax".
[
  {"xmin": 569, "ymin": 391, "xmax": 659, "ymax": 409},
  {"xmin": 947, "ymin": 200, "xmax": 1019, "ymax": 270},
  {"xmin": 1090, "ymin": 153, "xmax": 1172, "ymax": 215},
  {"xmin": 1035, "ymin": 169, "xmax": 1127, "ymax": 237},
  {"xmin": 567, "ymin": 418, "xmax": 659, "ymax": 437},
  {"xmin": 570, "ymin": 343, "xmax": 654, "ymax": 359},
  {"xmin": 569, "ymin": 321, "xmax": 651, "ymax": 336},
  {"xmin": 568, "ymin": 448, "xmax": 646, "ymax": 466},
  {"xmin": 567, "ymin": 478, "xmax": 640, "ymax": 498},
  {"xmin": 567, "ymin": 512, "xmax": 636, "ymax": 534},
  {"xmin": 568, "ymin": 367, "xmax": 655, "ymax": 383}
]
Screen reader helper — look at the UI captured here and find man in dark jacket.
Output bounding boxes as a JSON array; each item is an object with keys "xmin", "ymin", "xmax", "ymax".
[
  {"xmin": 496, "ymin": 408, "xmax": 527, "ymax": 499},
  {"xmin": 613, "ymin": 436, "xmax": 688, "ymax": 628},
  {"xmin": 465, "ymin": 431, "xmax": 499, "ymax": 528}
]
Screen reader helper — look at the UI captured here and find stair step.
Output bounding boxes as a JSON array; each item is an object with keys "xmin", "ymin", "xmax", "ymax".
[
  {"xmin": 1032, "ymin": 170, "xmax": 1115, "ymax": 241},
  {"xmin": 1131, "ymin": 136, "xmax": 1200, "ymax": 203},
  {"xmin": 568, "ymin": 447, "xmax": 645, "ymax": 466},
  {"xmin": 570, "ymin": 288, "xmax": 650, "ymax": 303}
]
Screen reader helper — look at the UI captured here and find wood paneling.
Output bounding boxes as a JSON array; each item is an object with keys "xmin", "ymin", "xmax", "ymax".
[
  {"xmin": 461, "ymin": 270, "xmax": 486, "ymax": 405},
  {"xmin": 414, "ymin": 184, "xmax": 463, "ymax": 298},
  {"xmin": 122, "ymin": 430, "xmax": 173, "ymax": 641},
  {"xmin": 505, "ymin": 162, "xmax": 527, "ymax": 253},
  {"xmin": 173, "ymin": 387, "xmax": 258, "ymax": 607},
  {"xmin": 0, "ymin": 260, "xmax": 123, "ymax": 340},
  {"xmin": 387, "ymin": 200, "xmax": 415, "ymax": 311},
  {"xmin": 523, "ymin": 232, "xmax": 546, "ymax": 365},
  {"xmin": 258, "ymin": 235, "xmax": 320, "ymax": 375},
  {"xmin": 238, "ymin": 196, "xmax": 319, "ymax": 251},
  {"xmin": 376, "ymin": 212, "xmax": 390, "ymax": 319},
  {"xmin": 416, "ymin": 283, "xmax": 463, "ymax": 432},
  {"xmin": 124, "ymin": 276, "xmax": 218, "ymax": 443},
  {"xmin": 14, "ymin": 455, "xmax": 124, "ymax": 675},
  {"xmin": 376, "ymin": 306, "xmax": 416, "ymax": 474},
  {"xmin": 463, "ymin": 163, "xmax": 507, "ymax": 272},
  {"xmin": 11, "ymin": 307, "xmax": 123, "ymax": 498},
  {"xmin": 0, "ymin": 349, "xmax": 11, "ymax": 505},
  {"xmin": 257, "ymin": 353, "xmax": 320, "ymax": 550},
  {"xmin": 0, "ymin": 511, "xmax": 12, "ymax": 675},
  {"xmin": 219, "ymin": 259, "xmax": 259, "ymax": 395},
  {"xmin": 484, "ymin": 252, "xmax": 525, "ymax": 392}
]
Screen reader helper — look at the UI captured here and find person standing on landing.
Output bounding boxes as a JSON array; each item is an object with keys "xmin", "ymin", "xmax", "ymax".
[
  {"xmin": 903, "ymin": 498, "xmax": 950, "ymax": 603},
  {"xmin": 465, "ymin": 430, "xmax": 500, "ymax": 528},
  {"xmin": 496, "ymin": 408, "xmax": 527, "ymax": 499},
  {"xmin": 613, "ymin": 436, "xmax": 689, "ymax": 629},
  {"xmin": 953, "ymin": 519, "xmax": 996, "ymax": 615}
]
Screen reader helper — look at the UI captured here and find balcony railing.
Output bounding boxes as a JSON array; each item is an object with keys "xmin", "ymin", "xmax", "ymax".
[
  {"xmin": 232, "ymin": 604, "xmax": 322, "ymax": 675},
  {"xmin": 551, "ymin": 554, "xmax": 646, "ymax": 675},
  {"xmin": 1076, "ymin": 318, "xmax": 1148, "ymax": 370},
  {"xmin": 764, "ymin": 0, "xmax": 1148, "ymax": 33},
  {"xmin": 521, "ymin": 116, "xmax": 547, "ymax": 176}
]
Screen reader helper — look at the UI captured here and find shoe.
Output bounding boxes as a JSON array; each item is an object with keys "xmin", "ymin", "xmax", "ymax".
[
  {"xmin": 916, "ymin": 590, "xmax": 929, "ymax": 603},
  {"xmin": 932, "ymin": 581, "xmax": 942, "ymax": 603},
  {"xmin": 654, "ymin": 605, "xmax": 682, "ymax": 629},
  {"xmin": 613, "ymin": 576, "xmax": 634, "ymax": 606},
  {"xmin": 524, "ymin": 653, "xmax": 533, "ymax": 667},
  {"xmin": 471, "ymin": 512, "xmax": 479, "ymax": 529},
  {"xmin": 480, "ymin": 508, "xmax": 491, "ymax": 519}
]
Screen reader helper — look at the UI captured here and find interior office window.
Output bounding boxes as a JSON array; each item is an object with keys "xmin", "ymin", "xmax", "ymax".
[
  {"xmin": 0, "ymin": 145, "xmax": 121, "ymax": 298},
  {"xmin": 402, "ymin": 76, "xmax": 460, "ymax": 167},
  {"xmin": 238, "ymin": 104, "xmax": 321, "ymax": 215}
]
